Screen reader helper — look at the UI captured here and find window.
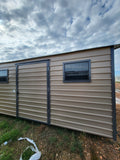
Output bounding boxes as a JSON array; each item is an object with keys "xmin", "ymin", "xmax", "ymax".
[
  {"xmin": 63, "ymin": 60, "xmax": 91, "ymax": 82},
  {"xmin": 0, "ymin": 69, "xmax": 8, "ymax": 83}
]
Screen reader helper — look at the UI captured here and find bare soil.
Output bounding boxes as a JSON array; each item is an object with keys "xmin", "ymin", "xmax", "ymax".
[
  {"xmin": 116, "ymin": 83, "xmax": 120, "ymax": 90},
  {"xmin": 116, "ymin": 83, "xmax": 120, "ymax": 108}
]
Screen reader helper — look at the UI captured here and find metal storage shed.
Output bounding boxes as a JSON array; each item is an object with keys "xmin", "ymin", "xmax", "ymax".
[{"xmin": 0, "ymin": 44, "xmax": 120, "ymax": 140}]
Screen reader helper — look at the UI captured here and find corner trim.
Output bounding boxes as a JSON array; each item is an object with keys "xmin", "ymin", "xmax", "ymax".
[
  {"xmin": 16, "ymin": 64, "xmax": 19, "ymax": 117},
  {"xmin": 111, "ymin": 47, "xmax": 117, "ymax": 141},
  {"xmin": 47, "ymin": 60, "xmax": 50, "ymax": 125}
]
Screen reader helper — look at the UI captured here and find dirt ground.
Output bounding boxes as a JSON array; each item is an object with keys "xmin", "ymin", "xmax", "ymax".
[
  {"xmin": 116, "ymin": 83, "xmax": 120, "ymax": 90},
  {"xmin": 116, "ymin": 83, "xmax": 120, "ymax": 102}
]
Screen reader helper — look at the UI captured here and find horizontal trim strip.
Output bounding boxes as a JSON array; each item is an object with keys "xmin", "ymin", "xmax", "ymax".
[
  {"xmin": 0, "ymin": 97, "xmax": 15, "ymax": 100},
  {"xmin": 19, "ymin": 95, "xmax": 47, "ymax": 100},
  {"xmin": 0, "ymin": 100, "xmax": 16, "ymax": 105},
  {"xmin": 51, "ymin": 110, "xmax": 111, "ymax": 119},
  {"xmin": 51, "ymin": 120, "xmax": 112, "ymax": 138},
  {"xmin": 18, "ymin": 79, "xmax": 46, "ymax": 82},
  {"xmin": 51, "ymin": 98, "xmax": 111, "ymax": 105},
  {"xmin": 19, "ymin": 108, "xmax": 47, "ymax": 114},
  {"xmin": 18, "ymin": 76, "xmax": 46, "ymax": 81},
  {"xmin": 0, "ymin": 94, "xmax": 15, "ymax": 97},
  {"xmin": 51, "ymin": 102, "xmax": 112, "ymax": 110},
  {"xmin": 0, "ymin": 105, "xmax": 16, "ymax": 109},
  {"xmin": 51, "ymin": 108, "xmax": 112, "ymax": 125},
  {"xmin": 19, "ymin": 92, "xmax": 47, "ymax": 95},
  {"xmin": 11, "ymin": 83, "xmax": 111, "ymax": 86},
  {"xmin": 0, "ymin": 83, "xmax": 15, "ymax": 86},
  {"xmin": 0, "ymin": 91, "xmax": 16, "ymax": 93},
  {"xmin": 0, "ymin": 112, "xmax": 16, "ymax": 117},
  {"xmin": 51, "ymin": 117, "xmax": 112, "ymax": 131},
  {"xmin": 19, "ymin": 103, "xmax": 47, "ymax": 108},
  {"xmin": 52, "ymin": 93, "xmax": 111, "ymax": 99},
  {"xmin": 0, "ymin": 108, "xmax": 16, "ymax": 113},
  {"xmin": 18, "ymin": 84, "xmax": 46, "ymax": 86},
  {"xmin": 19, "ymin": 100, "xmax": 47, "ymax": 105},
  {"xmin": 51, "ymin": 89, "xmax": 111, "ymax": 93},
  {"xmin": 19, "ymin": 100, "xmax": 47, "ymax": 106},
  {"xmin": 19, "ymin": 66, "xmax": 46, "ymax": 70},
  {"xmin": 18, "ymin": 116, "xmax": 47, "ymax": 124},
  {"xmin": 51, "ymin": 78, "xmax": 111, "ymax": 81},
  {"xmin": 52, "ymin": 106, "xmax": 112, "ymax": 113},
  {"xmin": 51, "ymin": 84, "xmax": 111, "ymax": 86},
  {"xmin": 19, "ymin": 88, "xmax": 47, "ymax": 91},
  {"xmin": 19, "ymin": 112, "xmax": 47, "ymax": 119},
  {"xmin": 0, "ymin": 87, "xmax": 16, "ymax": 89},
  {"xmin": 19, "ymin": 70, "xmax": 46, "ymax": 74},
  {"xmin": 51, "ymin": 65, "xmax": 111, "ymax": 71}
]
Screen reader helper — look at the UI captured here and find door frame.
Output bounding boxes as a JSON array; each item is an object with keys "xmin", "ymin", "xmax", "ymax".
[{"xmin": 15, "ymin": 59, "xmax": 50, "ymax": 125}]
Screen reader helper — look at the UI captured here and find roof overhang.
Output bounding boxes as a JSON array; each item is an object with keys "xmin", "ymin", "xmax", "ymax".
[
  {"xmin": 114, "ymin": 44, "xmax": 120, "ymax": 49},
  {"xmin": 0, "ymin": 43, "xmax": 120, "ymax": 64}
]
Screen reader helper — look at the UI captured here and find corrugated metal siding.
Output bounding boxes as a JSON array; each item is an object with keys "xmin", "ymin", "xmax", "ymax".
[
  {"xmin": 0, "ymin": 64, "xmax": 16, "ymax": 116},
  {"xmin": 0, "ymin": 47, "xmax": 114, "ymax": 138},
  {"xmin": 50, "ymin": 47, "xmax": 113, "ymax": 138},
  {"xmin": 18, "ymin": 62, "xmax": 48, "ymax": 123}
]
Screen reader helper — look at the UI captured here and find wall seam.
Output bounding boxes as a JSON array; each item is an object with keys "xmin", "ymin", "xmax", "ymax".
[{"xmin": 111, "ymin": 47, "xmax": 117, "ymax": 140}]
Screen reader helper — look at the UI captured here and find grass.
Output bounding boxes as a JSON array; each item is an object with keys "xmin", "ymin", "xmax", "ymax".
[
  {"xmin": 0, "ymin": 116, "xmax": 31, "ymax": 160},
  {"xmin": 22, "ymin": 148, "xmax": 35, "ymax": 160},
  {"xmin": 56, "ymin": 127, "xmax": 64, "ymax": 136},
  {"xmin": 0, "ymin": 146, "xmax": 14, "ymax": 160},
  {"xmin": 0, "ymin": 129, "xmax": 21, "ymax": 145},
  {"xmin": 48, "ymin": 136, "xmax": 57, "ymax": 144},
  {"xmin": 63, "ymin": 135, "xmax": 69, "ymax": 142},
  {"xmin": 70, "ymin": 132, "xmax": 85, "ymax": 159},
  {"xmin": 0, "ymin": 121, "xmax": 9, "ymax": 130},
  {"xmin": 0, "ymin": 112, "xmax": 120, "ymax": 160}
]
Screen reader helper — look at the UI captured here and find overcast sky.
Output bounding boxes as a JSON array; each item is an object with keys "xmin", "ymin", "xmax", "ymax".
[{"xmin": 0, "ymin": 0, "xmax": 120, "ymax": 74}]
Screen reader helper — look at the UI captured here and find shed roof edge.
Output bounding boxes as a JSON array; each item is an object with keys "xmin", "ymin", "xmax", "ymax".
[{"xmin": 0, "ymin": 44, "xmax": 120, "ymax": 64}]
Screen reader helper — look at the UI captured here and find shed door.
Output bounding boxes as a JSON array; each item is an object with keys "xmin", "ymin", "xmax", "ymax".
[{"xmin": 17, "ymin": 61, "xmax": 50, "ymax": 124}]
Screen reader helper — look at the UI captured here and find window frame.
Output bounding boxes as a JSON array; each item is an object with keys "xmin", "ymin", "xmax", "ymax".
[
  {"xmin": 63, "ymin": 59, "xmax": 91, "ymax": 83},
  {"xmin": 0, "ymin": 69, "xmax": 9, "ymax": 83}
]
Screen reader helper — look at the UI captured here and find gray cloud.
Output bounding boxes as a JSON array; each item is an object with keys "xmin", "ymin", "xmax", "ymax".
[{"xmin": 0, "ymin": 0, "xmax": 120, "ymax": 63}]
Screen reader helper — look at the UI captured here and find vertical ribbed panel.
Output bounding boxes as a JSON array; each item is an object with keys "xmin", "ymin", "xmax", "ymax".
[
  {"xmin": 0, "ymin": 64, "xmax": 16, "ymax": 116},
  {"xmin": 18, "ymin": 62, "xmax": 48, "ymax": 123}
]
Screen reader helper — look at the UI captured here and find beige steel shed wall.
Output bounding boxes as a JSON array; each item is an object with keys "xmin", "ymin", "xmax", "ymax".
[
  {"xmin": 0, "ymin": 47, "xmax": 113, "ymax": 138},
  {"xmin": 18, "ymin": 62, "xmax": 48, "ymax": 123},
  {"xmin": 49, "ymin": 47, "xmax": 112, "ymax": 138},
  {"xmin": 0, "ymin": 63, "xmax": 16, "ymax": 116}
]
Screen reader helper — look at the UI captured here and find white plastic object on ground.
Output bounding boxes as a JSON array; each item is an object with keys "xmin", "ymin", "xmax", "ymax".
[
  {"xmin": 3, "ymin": 141, "xmax": 8, "ymax": 145},
  {"xmin": 116, "ymin": 98, "xmax": 120, "ymax": 104},
  {"xmin": 1, "ymin": 141, "xmax": 8, "ymax": 146},
  {"xmin": 1, "ymin": 140, "xmax": 11, "ymax": 146},
  {"xmin": 116, "ymin": 89, "xmax": 120, "ymax": 93},
  {"xmin": 18, "ymin": 137, "xmax": 41, "ymax": 160}
]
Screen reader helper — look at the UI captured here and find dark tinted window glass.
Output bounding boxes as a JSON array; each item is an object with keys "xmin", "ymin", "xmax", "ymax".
[
  {"xmin": 0, "ymin": 70, "xmax": 8, "ymax": 83},
  {"xmin": 64, "ymin": 61, "xmax": 90, "ymax": 82}
]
